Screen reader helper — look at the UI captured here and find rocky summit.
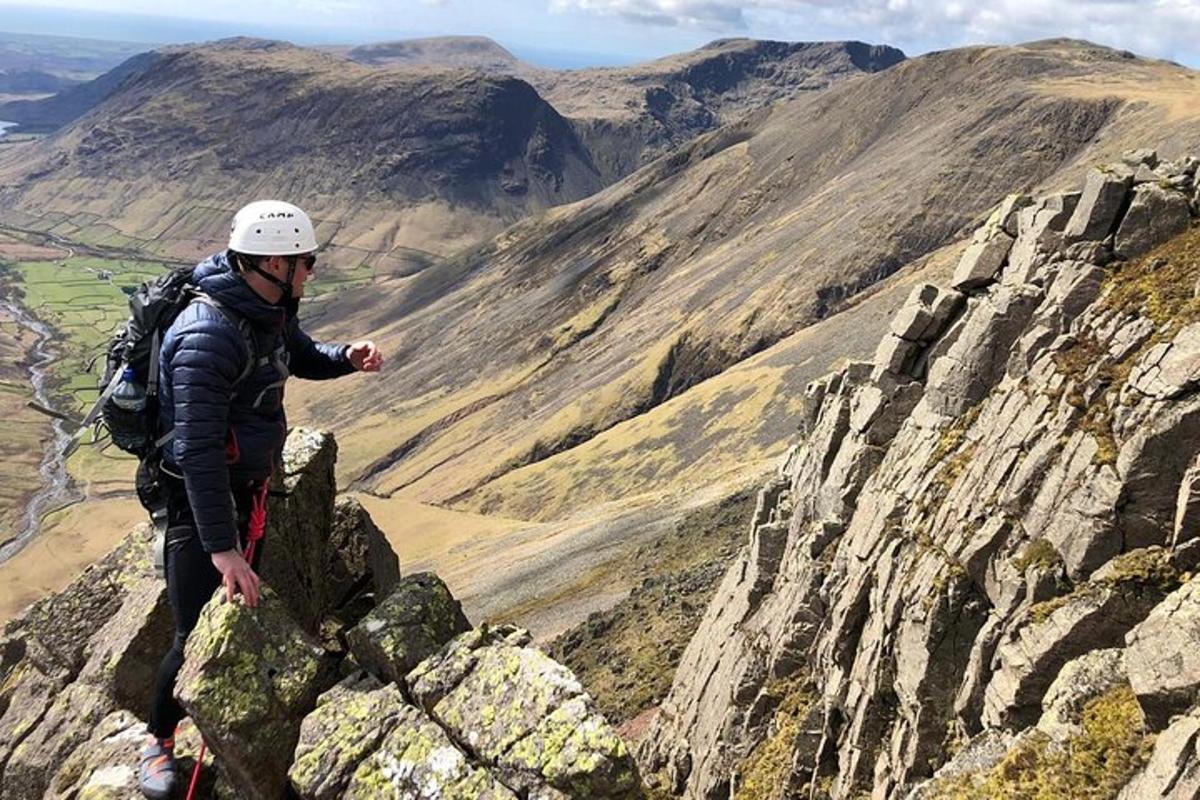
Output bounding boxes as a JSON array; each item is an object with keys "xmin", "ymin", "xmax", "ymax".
[
  {"xmin": 0, "ymin": 429, "xmax": 637, "ymax": 799},
  {"xmin": 636, "ymin": 150, "xmax": 1200, "ymax": 798}
]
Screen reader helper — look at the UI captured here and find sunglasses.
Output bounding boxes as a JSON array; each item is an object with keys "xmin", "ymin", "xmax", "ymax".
[{"xmin": 287, "ymin": 253, "xmax": 317, "ymax": 272}]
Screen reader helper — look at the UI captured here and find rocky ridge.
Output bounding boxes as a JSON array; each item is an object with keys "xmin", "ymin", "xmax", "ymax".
[
  {"xmin": 0, "ymin": 428, "xmax": 637, "ymax": 799},
  {"xmin": 638, "ymin": 150, "xmax": 1200, "ymax": 798}
]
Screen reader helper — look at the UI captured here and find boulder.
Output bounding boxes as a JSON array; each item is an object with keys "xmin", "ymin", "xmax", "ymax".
[
  {"xmin": 290, "ymin": 674, "xmax": 409, "ymax": 799},
  {"xmin": 1062, "ymin": 168, "xmax": 1131, "ymax": 244},
  {"xmin": 1126, "ymin": 576, "xmax": 1200, "ymax": 729},
  {"xmin": 1121, "ymin": 148, "xmax": 1159, "ymax": 169},
  {"xmin": 874, "ymin": 334, "xmax": 919, "ymax": 377},
  {"xmin": 952, "ymin": 231, "xmax": 1014, "ymax": 291},
  {"xmin": 1114, "ymin": 183, "xmax": 1192, "ymax": 260},
  {"xmin": 346, "ymin": 572, "xmax": 471, "ymax": 687},
  {"xmin": 177, "ymin": 584, "xmax": 330, "ymax": 800},
  {"xmin": 890, "ymin": 284, "xmax": 941, "ymax": 341},
  {"xmin": 409, "ymin": 626, "xmax": 641, "ymax": 798},
  {"xmin": 996, "ymin": 193, "xmax": 1034, "ymax": 237}
]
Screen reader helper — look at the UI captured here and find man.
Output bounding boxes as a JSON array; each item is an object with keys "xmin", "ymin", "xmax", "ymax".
[{"xmin": 138, "ymin": 201, "xmax": 382, "ymax": 799}]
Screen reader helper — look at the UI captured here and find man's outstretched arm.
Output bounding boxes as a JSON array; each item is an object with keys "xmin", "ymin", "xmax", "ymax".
[{"xmin": 286, "ymin": 319, "xmax": 382, "ymax": 379}]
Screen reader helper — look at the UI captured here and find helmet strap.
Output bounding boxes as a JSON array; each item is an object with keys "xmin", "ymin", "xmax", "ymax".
[{"xmin": 235, "ymin": 251, "xmax": 295, "ymax": 305}]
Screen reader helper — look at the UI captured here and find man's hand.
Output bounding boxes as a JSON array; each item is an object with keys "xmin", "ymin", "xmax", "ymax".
[
  {"xmin": 211, "ymin": 550, "xmax": 260, "ymax": 607},
  {"xmin": 347, "ymin": 340, "xmax": 383, "ymax": 372}
]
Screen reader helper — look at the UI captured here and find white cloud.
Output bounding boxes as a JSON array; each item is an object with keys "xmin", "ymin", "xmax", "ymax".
[{"xmin": 547, "ymin": 0, "xmax": 1200, "ymax": 64}]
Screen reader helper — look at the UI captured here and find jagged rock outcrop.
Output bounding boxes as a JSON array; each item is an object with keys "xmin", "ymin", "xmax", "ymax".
[
  {"xmin": 0, "ymin": 427, "xmax": 637, "ymax": 799},
  {"xmin": 639, "ymin": 149, "xmax": 1200, "ymax": 798},
  {"xmin": 345, "ymin": 572, "xmax": 471, "ymax": 686}
]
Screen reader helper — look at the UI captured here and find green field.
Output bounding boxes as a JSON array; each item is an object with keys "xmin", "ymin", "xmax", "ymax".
[
  {"xmin": 0, "ymin": 254, "xmax": 375, "ymax": 413},
  {"xmin": 1, "ymin": 256, "xmax": 170, "ymax": 411}
]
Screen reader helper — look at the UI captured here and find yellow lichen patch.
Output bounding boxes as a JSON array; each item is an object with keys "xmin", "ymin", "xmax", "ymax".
[
  {"xmin": 735, "ymin": 673, "xmax": 818, "ymax": 800},
  {"xmin": 925, "ymin": 685, "xmax": 1154, "ymax": 799}
]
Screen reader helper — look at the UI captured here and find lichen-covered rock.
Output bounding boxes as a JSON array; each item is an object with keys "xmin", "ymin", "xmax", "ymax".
[
  {"xmin": 0, "ymin": 525, "xmax": 159, "ymax": 790},
  {"xmin": 409, "ymin": 626, "xmax": 641, "ymax": 798},
  {"xmin": 177, "ymin": 584, "xmax": 329, "ymax": 800},
  {"xmin": 407, "ymin": 624, "xmax": 534, "ymax": 708},
  {"xmin": 345, "ymin": 704, "xmax": 517, "ymax": 800},
  {"xmin": 0, "ymin": 682, "xmax": 114, "ymax": 800},
  {"xmin": 327, "ymin": 495, "xmax": 402, "ymax": 626},
  {"xmin": 43, "ymin": 710, "xmax": 146, "ymax": 799},
  {"xmin": 346, "ymin": 572, "xmax": 471, "ymax": 686},
  {"xmin": 290, "ymin": 674, "xmax": 409, "ymax": 799},
  {"xmin": 1114, "ymin": 183, "xmax": 1192, "ymax": 259},
  {"xmin": 1126, "ymin": 575, "xmax": 1200, "ymax": 729}
]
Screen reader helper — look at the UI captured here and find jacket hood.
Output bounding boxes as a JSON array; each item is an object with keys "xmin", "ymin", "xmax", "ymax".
[{"xmin": 193, "ymin": 251, "xmax": 288, "ymax": 330}]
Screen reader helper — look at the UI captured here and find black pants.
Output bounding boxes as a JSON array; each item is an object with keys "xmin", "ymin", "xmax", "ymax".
[{"xmin": 147, "ymin": 473, "xmax": 263, "ymax": 739}]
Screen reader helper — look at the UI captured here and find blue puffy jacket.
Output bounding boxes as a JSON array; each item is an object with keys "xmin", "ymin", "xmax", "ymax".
[{"xmin": 158, "ymin": 251, "xmax": 354, "ymax": 552}]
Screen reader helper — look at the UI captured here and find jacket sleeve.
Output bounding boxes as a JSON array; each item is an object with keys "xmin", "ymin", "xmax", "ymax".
[
  {"xmin": 170, "ymin": 309, "xmax": 247, "ymax": 553},
  {"xmin": 286, "ymin": 319, "xmax": 356, "ymax": 380}
]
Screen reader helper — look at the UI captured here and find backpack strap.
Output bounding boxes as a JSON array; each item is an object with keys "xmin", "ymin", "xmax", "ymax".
[
  {"xmin": 189, "ymin": 291, "xmax": 263, "ymax": 393},
  {"xmin": 155, "ymin": 291, "xmax": 269, "ymax": 449}
]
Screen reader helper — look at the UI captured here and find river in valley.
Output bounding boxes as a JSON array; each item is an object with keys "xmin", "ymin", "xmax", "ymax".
[{"xmin": 0, "ymin": 299, "xmax": 84, "ymax": 563}]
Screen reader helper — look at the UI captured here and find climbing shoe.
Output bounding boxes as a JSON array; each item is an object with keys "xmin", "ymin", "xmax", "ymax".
[{"xmin": 138, "ymin": 736, "xmax": 177, "ymax": 799}]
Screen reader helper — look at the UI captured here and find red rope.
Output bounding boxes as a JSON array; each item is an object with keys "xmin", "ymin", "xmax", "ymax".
[{"xmin": 185, "ymin": 477, "xmax": 271, "ymax": 800}]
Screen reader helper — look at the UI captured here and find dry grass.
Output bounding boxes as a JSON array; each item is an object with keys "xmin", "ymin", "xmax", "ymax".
[
  {"xmin": 926, "ymin": 685, "xmax": 1153, "ymax": 800},
  {"xmin": 1035, "ymin": 67, "xmax": 1200, "ymax": 123},
  {"xmin": 0, "ymin": 495, "xmax": 142, "ymax": 623}
]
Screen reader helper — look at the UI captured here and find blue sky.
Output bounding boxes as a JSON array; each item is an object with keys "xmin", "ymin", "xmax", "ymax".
[{"xmin": 2, "ymin": 0, "xmax": 1199, "ymax": 68}]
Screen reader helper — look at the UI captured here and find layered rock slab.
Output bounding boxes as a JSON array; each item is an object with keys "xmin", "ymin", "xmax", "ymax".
[{"xmin": 640, "ymin": 154, "xmax": 1200, "ymax": 799}]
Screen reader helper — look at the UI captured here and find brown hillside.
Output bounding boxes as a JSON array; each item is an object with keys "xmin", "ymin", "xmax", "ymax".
[
  {"xmin": 290, "ymin": 41, "xmax": 1200, "ymax": 531},
  {"xmin": 0, "ymin": 38, "xmax": 605, "ymax": 269}
]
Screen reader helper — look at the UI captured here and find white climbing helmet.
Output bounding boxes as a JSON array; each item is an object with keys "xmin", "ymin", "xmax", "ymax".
[{"xmin": 228, "ymin": 200, "xmax": 317, "ymax": 255}]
